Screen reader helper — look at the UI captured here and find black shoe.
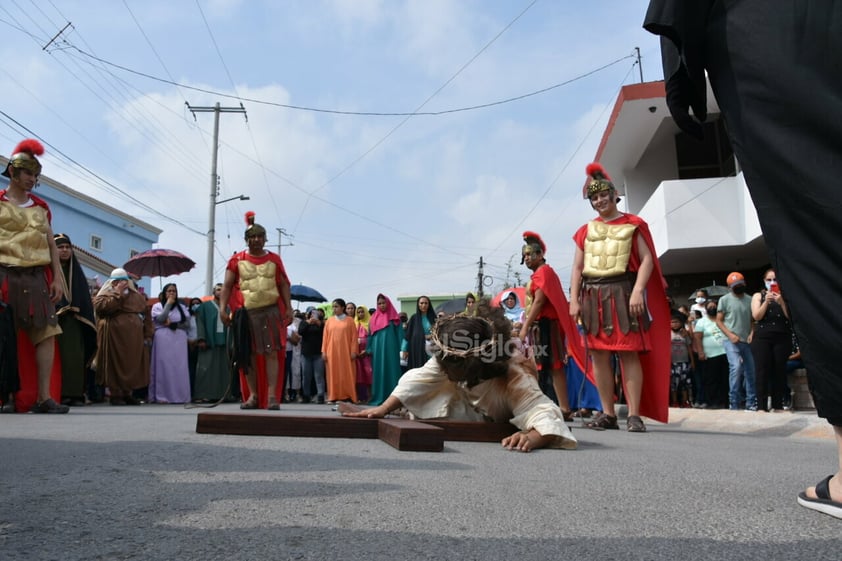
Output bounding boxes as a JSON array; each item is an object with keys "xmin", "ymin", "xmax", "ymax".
[
  {"xmin": 31, "ymin": 398, "xmax": 70, "ymax": 414},
  {"xmin": 124, "ymin": 396, "xmax": 142, "ymax": 405}
]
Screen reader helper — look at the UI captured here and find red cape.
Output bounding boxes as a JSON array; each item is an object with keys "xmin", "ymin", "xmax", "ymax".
[{"xmin": 529, "ymin": 263, "xmax": 589, "ymax": 377}]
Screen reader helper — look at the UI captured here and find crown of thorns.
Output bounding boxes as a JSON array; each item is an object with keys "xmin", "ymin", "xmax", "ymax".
[{"xmin": 430, "ymin": 317, "xmax": 500, "ymax": 359}]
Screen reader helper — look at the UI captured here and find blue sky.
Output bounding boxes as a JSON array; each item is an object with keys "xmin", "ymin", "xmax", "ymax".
[{"xmin": 0, "ymin": 0, "xmax": 663, "ymax": 306}]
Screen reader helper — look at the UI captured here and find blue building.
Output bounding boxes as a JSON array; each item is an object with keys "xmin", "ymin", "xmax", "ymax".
[{"xmin": 1, "ymin": 159, "xmax": 161, "ymax": 294}]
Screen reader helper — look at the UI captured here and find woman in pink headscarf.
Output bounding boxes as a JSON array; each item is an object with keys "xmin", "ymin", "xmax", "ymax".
[{"xmin": 368, "ymin": 294, "xmax": 403, "ymax": 405}]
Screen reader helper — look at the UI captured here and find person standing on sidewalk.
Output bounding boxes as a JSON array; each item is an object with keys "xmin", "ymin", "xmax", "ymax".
[
  {"xmin": 715, "ymin": 272, "xmax": 757, "ymax": 411},
  {"xmin": 0, "ymin": 139, "xmax": 67, "ymax": 414}
]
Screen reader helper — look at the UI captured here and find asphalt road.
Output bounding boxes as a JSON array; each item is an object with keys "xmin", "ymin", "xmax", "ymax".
[{"xmin": 2, "ymin": 404, "xmax": 839, "ymax": 561}]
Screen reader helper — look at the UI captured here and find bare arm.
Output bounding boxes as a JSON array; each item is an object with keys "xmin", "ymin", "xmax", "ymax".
[
  {"xmin": 569, "ymin": 246, "xmax": 584, "ymax": 320},
  {"xmin": 715, "ymin": 311, "xmax": 738, "ymax": 343},
  {"xmin": 45, "ymin": 224, "xmax": 64, "ymax": 303},
  {"xmin": 630, "ymin": 234, "xmax": 654, "ymax": 314},
  {"xmin": 693, "ymin": 330, "xmax": 705, "ymax": 359},
  {"xmin": 518, "ymin": 287, "xmax": 546, "ymax": 342},
  {"xmin": 278, "ymin": 273, "xmax": 293, "ymax": 324},
  {"xmin": 218, "ymin": 268, "xmax": 236, "ymax": 326}
]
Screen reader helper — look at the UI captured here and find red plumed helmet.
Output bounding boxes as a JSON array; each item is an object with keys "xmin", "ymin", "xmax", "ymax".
[
  {"xmin": 522, "ymin": 230, "xmax": 546, "ymax": 254},
  {"xmin": 3, "ymin": 138, "xmax": 45, "ymax": 178},
  {"xmin": 11, "ymin": 139, "xmax": 45, "ymax": 157},
  {"xmin": 245, "ymin": 211, "xmax": 256, "ymax": 225},
  {"xmin": 586, "ymin": 162, "xmax": 610, "ymax": 181}
]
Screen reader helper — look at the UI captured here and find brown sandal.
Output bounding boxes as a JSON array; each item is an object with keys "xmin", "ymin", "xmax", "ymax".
[
  {"xmin": 240, "ymin": 397, "xmax": 259, "ymax": 410},
  {"xmin": 627, "ymin": 415, "xmax": 647, "ymax": 433},
  {"xmin": 585, "ymin": 412, "xmax": 619, "ymax": 430},
  {"xmin": 267, "ymin": 399, "xmax": 280, "ymax": 411},
  {"xmin": 562, "ymin": 409, "xmax": 574, "ymax": 422}
]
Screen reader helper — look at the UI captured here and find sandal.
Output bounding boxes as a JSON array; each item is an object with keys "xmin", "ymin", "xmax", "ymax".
[
  {"xmin": 267, "ymin": 399, "xmax": 280, "ymax": 411},
  {"xmin": 562, "ymin": 409, "xmax": 574, "ymax": 422},
  {"xmin": 585, "ymin": 412, "xmax": 618, "ymax": 430},
  {"xmin": 240, "ymin": 397, "xmax": 259, "ymax": 410},
  {"xmin": 797, "ymin": 475, "xmax": 842, "ymax": 519},
  {"xmin": 627, "ymin": 415, "xmax": 647, "ymax": 433}
]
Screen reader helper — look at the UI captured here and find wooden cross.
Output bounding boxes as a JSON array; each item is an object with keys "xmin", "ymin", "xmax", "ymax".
[{"xmin": 195, "ymin": 412, "xmax": 519, "ymax": 452}]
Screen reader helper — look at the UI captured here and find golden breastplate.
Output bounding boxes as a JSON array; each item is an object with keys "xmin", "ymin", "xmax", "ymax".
[
  {"xmin": 238, "ymin": 259, "xmax": 280, "ymax": 309},
  {"xmin": 0, "ymin": 202, "xmax": 52, "ymax": 267},
  {"xmin": 582, "ymin": 221, "xmax": 637, "ymax": 277}
]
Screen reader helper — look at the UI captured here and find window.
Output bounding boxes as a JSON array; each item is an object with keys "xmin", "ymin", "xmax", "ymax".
[
  {"xmin": 90, "ymin": 235, "xmax": 102, "ymax": 251},
  {"xmin": 675, "ymin": 118, "xmax": 736, "ymax": 179}
]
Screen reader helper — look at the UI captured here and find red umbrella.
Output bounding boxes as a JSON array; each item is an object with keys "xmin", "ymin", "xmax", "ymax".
[
  {"xmin": 491, "ymin": 286, "xmax": 527, "ymax": 308},
  {"xmin": 123, "ymin": 248, "xmax": 195, "ymax": 278}
]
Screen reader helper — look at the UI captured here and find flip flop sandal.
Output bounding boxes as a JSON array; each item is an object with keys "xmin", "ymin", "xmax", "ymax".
[
  {"xmin": 797, "ymin": 475, "xmax": 842, "ymax": 519},
  {"xmin": 585, "ymin": 412, "xmax": 619, "ymax": 430},
  {"xmin": 627, "ymin": 415, "xmax": 647, "ymax": 433}
]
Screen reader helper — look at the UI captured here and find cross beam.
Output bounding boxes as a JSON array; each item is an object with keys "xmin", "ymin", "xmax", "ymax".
[{"xmin": 195, "ymin": 413, "xmax": 518, "ymax": 452}]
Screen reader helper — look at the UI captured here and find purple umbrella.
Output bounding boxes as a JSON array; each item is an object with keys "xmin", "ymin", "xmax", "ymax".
[{"xmin": 123, "ymin": 248, "xmax": 196, "ymax": 278}]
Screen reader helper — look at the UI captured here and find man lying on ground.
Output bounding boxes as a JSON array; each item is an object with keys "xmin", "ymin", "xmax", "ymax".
[{"xmin": 341, "ymin": 304, "xmax": 577, "ymax": 452}]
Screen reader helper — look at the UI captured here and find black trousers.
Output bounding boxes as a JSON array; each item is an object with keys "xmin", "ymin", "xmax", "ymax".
[{"xmin": 702, "ymin": 1, "xmax": 842, "ymax": 425}]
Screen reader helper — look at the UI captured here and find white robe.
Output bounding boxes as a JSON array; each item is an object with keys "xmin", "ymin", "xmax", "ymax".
[{"xmin": 391, "ymin": 355, "xmax": 577, "ymax": 449}]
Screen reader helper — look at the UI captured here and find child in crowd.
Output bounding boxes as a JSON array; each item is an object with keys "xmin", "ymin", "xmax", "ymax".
[{"xmin": 670, "ymin": 310, "xmax": 695, "ymax": 408}]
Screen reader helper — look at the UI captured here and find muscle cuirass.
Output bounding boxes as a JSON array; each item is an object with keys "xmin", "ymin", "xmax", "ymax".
[
  {"xmin": 582, "ymin": 221, "xmax": 637, "ymax": 277},
  {"xmin": 237, "ymin": 259, "xmax": 280, "ymax": 309},
  {"xmin": 0, "ymin": 202, "xmax": 52, "ymax": 267}
]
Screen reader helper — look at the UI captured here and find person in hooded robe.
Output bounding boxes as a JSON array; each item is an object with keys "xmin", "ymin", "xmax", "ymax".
[
  {"xmin": 501, "ymin": 291, "xmax": 524, "ymax": 323},
  {"xmin": 401, "ymin": 296, "xmax": 437, "ymax": 370},
  {"xmin": 53, "ymin": 233, "xmax": 97, "ymax": 406},
  {"xmin": 93, "ymin": 268, "xmax": 153, "ymax": 405}
]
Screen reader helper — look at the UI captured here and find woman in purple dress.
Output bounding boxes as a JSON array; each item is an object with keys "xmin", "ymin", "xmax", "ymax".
[{"xmin": 149, "ymin": 283, "xmax": 191, "ymax": 403}]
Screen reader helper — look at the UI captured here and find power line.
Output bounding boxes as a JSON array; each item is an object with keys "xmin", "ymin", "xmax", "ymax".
[
  {"xmin": 490, "ymin": 63, "xmax": 639, "ymax": 255},
  {"xmin": 0, "ymin": 110, "xmax": 205, "ymax": 236},
  {"xmin": 58, "ymin": 43, "xmax": 632, "ymax": 118},
  {"xmin": 193, "ymin": 0, "xmax": 282, "ymax": 228},
  {"xmin": 289, "ymin": 0, "xmax": 541, "ymax": 232}
]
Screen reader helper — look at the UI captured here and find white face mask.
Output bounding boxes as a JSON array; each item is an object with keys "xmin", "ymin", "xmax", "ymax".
[{"xmin": 695, "ymin": 297, "xmax": 706, "ymax": 304}]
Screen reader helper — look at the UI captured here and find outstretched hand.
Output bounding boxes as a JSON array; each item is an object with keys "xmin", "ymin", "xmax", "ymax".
[
  {"xmin": 501, "ymin": 429, "xmax": 550, "ymax": 453},
  {"xmin": 339, "ymin": 402, "xmax": 385, "ymax": 418}
]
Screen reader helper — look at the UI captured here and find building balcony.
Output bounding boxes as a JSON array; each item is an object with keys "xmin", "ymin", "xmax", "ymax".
[{"xmin": 638, "ymin": 174, "xmax": 769, "ymax": 276}]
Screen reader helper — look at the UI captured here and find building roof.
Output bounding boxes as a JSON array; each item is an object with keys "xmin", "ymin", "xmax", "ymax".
[{"xmin": 0, "ymin": 155, "xmax": 162, "ymax": 235}]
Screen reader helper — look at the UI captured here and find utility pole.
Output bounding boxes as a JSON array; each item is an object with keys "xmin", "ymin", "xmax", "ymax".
[
  {"xmin": 276, "ymin": 227, "xmax": 294, "ymax": 255},
  {"xmin": 187, "ymin": 101, "xmax": 247, "ymax": 294},
  {"xmin": 476, "ymin": 256, "xmax": 485, "ymax": 298},
  {"xmin": 635, "ymin": 46, "xmax": 644, "ymax": 83}
]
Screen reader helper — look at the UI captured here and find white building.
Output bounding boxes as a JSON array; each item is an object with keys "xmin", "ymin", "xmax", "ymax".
[
  {"xmin": 1, "ymin": 157, "xmax": 161, "ymax": 294},
  {"xmin": 592, "ymin": 81, "xmax": 770, "ymax": 300}
]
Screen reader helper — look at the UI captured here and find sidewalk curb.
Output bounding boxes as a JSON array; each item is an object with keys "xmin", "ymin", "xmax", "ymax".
[{"xmin": 663, "ymin": 407, "xmax": 835, "ymax": 440}]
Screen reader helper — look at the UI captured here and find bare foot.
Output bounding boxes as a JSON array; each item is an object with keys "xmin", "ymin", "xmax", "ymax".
[{"xmin": 804, "ymin": 474, "xmax": 842, "ymax": 501}]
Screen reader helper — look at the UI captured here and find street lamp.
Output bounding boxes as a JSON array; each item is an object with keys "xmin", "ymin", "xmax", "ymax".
[
  {"xmin": 216, "ymin": 194, "xmax": 250, "ymax": 206},
  {"xmin": 206, "ymin": 194, "xmax": 250, "ymax": 294}
]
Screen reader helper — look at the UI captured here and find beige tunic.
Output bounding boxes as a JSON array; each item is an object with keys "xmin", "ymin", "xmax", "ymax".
[{"xmin": 391, "ymin": 355, "xmax": 577, "ymax": 449}]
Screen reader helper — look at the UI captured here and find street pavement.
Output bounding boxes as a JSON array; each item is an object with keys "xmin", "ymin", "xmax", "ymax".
[{"xmin": 2, "ymin": 403, "xmax": 839, "ymax": 561}]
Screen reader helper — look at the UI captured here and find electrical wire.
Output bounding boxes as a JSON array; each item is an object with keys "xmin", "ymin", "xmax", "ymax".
[{"xmin": 0, "ymin": 110, "xmax": 205, "ymax": 236}]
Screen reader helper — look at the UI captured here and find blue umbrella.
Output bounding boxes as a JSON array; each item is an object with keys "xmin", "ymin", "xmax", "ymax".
[{"xmin": 290, "ymin": 283, "xmax": 327, "ymax": 303}]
